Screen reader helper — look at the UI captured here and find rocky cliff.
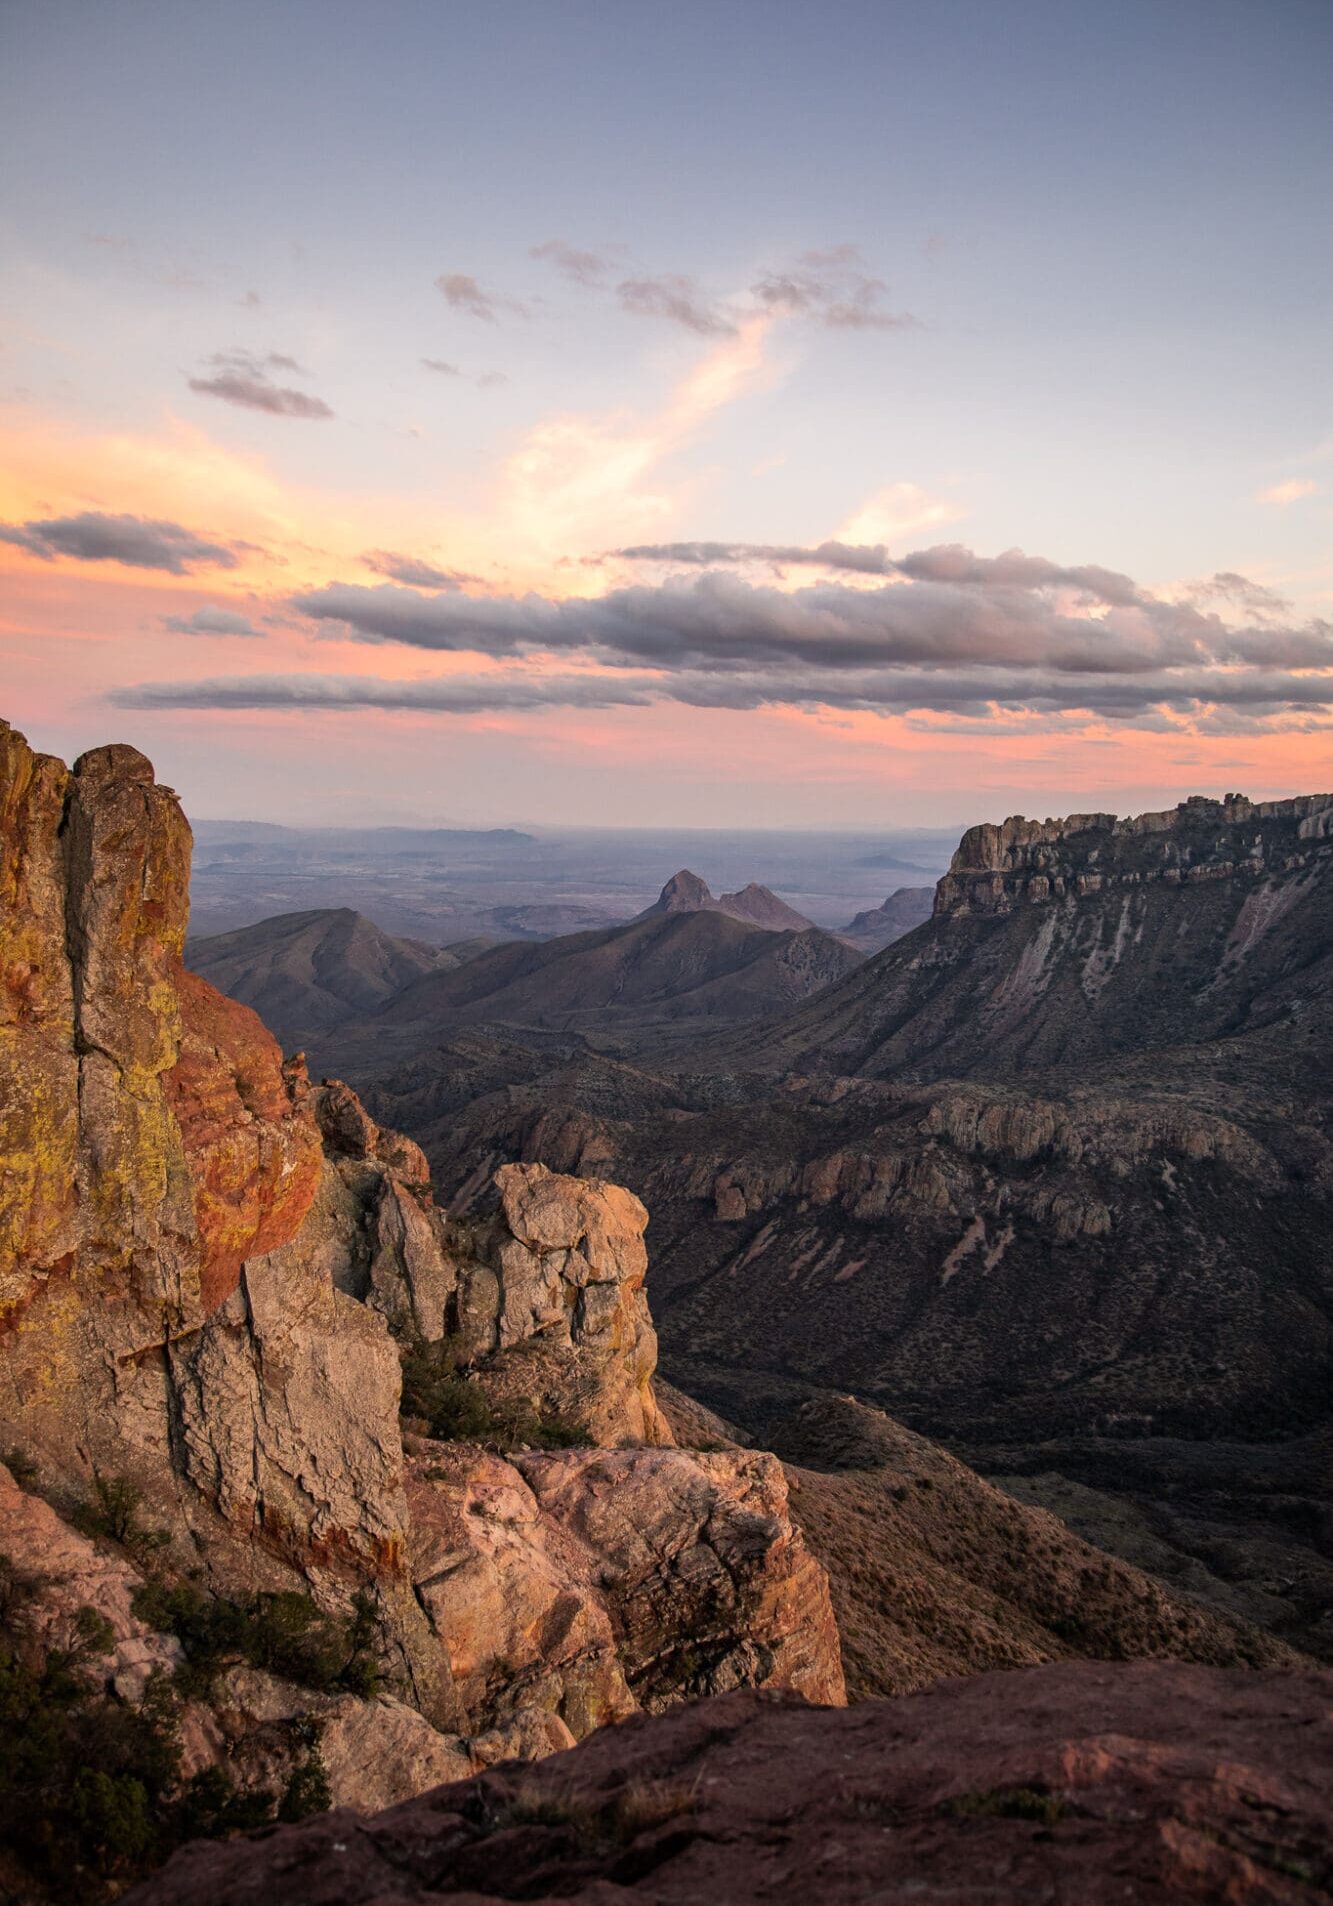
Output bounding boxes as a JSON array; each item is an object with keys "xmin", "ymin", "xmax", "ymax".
[
  {"xmin": 0, "ymin": 719, "xmax": 841, "ymax": 1902},
  {"xmin": 355, "ymin": 785, "xmax": 1333, "ymax": 1661},
  {"xmin": 935, "ymin": 791, "xmax": 1332, "ymax": 916}
]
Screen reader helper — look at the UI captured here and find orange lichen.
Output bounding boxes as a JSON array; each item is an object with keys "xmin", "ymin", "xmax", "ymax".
[{"xmin": 167, "ymin": 967, "xmax": 323, "ymax": 1313}]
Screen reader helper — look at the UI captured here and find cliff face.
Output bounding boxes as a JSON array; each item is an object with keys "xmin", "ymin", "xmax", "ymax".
[
  {"xmin": 0, "ymin": 719, "xmax": 843, "ymax": 1899},
  {"xmin": 364, "ymin": 784, "xmax": 1333, "ymax": 1661},
  {"xmin": 935, "ymin": 791, "xmax": 1332, "ymax": 916}
]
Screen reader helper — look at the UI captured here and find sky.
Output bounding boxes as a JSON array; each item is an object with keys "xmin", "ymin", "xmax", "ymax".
[{"xmin": 1, "ymin": 0, "xmax": 1331, "ymax": 829}]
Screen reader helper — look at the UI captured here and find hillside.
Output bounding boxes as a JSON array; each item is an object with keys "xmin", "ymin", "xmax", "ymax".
[
  {"xmin": 740, "ymin": 793, "xmax": 1333, "ymax": 1082},
  {"xmin": 348, "ymin": 792, "xmax": 1333, "ymax": 1663},
  {"xmin": 839, "ymin": 884, "xmax": 934, "ymax": 953},
  {"xmin": 186, "ymin": 906, "xmax": 469, "ymax": 1045},
  {"xmin": 658, "ymin": 1386, "xmax": 1294, "ymax": 1700},
  {"xmin": 324, "ymin": 903, "xmax": 863, "ymax": 1066}
]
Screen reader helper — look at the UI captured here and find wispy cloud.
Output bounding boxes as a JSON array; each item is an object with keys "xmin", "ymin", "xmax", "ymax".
[
  {"xmin": 362, "ymin": 549, "xmax": 476, "ymax": 589},
  {"xmin": 420, "ymin": 356, "xmax": 462, "ymax": 376},
  {"xmin": 164, "ymin": 604, "xmax": 261, "ymax": 635},
  {"xmin": 1257, "ymin": 477, "xmax": 1319, "ymax": 506},
  {"xmin": 616, "ymin": 274, "xmax": 737, "ymax": 337},
  {"xmin": 435, "ymin": 272, "xmax": 528, "ymax": 322},
  {"xmin": 110, "ymin": 670, "xmax": 657, "ymax": 714},
  {"xmin": 188, "ymin": 350, "xmax": 333, "ymax": 419},
  {"xmin": 0, "ymin": 510, "xmax": 239, "ymax": 573},
  {"xmin": 752, "ymin": 247, "xmax": 918, "ymax": 331},
  {"xmin": 531, "ymin": 239, "xmax": 611, "ymax": 287}
]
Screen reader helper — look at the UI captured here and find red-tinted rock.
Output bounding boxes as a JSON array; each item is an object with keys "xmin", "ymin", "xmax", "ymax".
[
  {"xmin": 125, "ymin": 1661, "xmax": 1333, "ymax": 1905},
  {"xmin": 167, "ymin": 968, "xmax": 323, "ymax": 1313}
]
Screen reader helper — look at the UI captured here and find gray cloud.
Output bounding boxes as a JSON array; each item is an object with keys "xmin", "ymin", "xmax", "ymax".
[
  {"xmin": 616, "ymin": 275, "xmax": 736, "ymax": 337},
  {"xmin": 109, "ymin": 659, "xmax": 1333, "ymax": 725},
  {"xmin": 280, "ymin": 555, "xmax": 1333, "ymax": 727},
  {"xmin": 613, "ymin": 539, "xmax": 1141, "ymax": 602},
  {"xmin": 531, "ymin": 239, "xmax": 610, "ymax": 287},
  {"xmin": 164, "ymin": 605, "xmax": 261, "ymax": 636},
  {"xmin": 614, "ymin": 539, "xmax": 896, "ymax": 576},
  {"xmin": 110, "ymin": 671, "xmax": 657, "ymax": 714},
  {"xmin": 361, "ymin": 550, "xmax": 476, "ymax": 590},
  {"xmin": 420, "ymin": 357, "xmax": 462, "ymax": 376},
  {"xmin": 188, "ymin": 350, "xmax": 333, "ymax": 419},
  {"xmin": 0, "ymin": 510, "xmax": 239, "ymax": 573},
  {"xmin": 751, "ymin": 249, "xmax": 917, "ymax": 331},
  {"xmin": 436, "ymin": 272, "xmax": 528, "ymax": 322}
]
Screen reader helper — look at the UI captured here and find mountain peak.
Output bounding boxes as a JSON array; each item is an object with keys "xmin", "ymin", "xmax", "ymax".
[
  {"xmin": 715, "ymin": 882, "xmax": 816, "ymax": 932},
  {"xmin": 646, "ymin": 869, "xmax": 716, "ymax": 915}
]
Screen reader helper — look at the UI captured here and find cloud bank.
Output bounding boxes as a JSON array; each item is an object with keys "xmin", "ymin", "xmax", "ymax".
[
  {"xmin": 0, "ymin": 510, "xmax": 239, "ymax": 573},
  {"xmin": 164, "ymin": 605, "xmax": 261, "ymax": 635},
  {"xmin": 115, "ymin": 541, "xmax": 1332, "ymax": 729}
]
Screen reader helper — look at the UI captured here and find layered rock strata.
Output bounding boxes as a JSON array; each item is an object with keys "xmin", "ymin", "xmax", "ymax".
[{"xmin": 936, "ymin": 790, "xmax": 1333, "ymax": 915}]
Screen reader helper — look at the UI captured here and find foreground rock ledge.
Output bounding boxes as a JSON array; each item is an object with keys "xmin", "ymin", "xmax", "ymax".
[{"xmin": 127, "ymin": 1661, "xmax": 1333, "ymax": 1904}]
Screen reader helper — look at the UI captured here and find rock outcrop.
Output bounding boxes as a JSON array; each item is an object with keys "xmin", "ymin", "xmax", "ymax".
[
  {"xmin": 0, "ymin": 718, "xmax": 844, "ymax": 1901},
  {"xmin": 636, "ymin": 870, "xmax": 816, "ymax": 931},
  {"xmin": 126, "ymin": 1663, "xmax": 1333, "ymax": 1906},
  {"xmin": 935, "ymin": 791, "xmax": 1333, "ymax": 916}
]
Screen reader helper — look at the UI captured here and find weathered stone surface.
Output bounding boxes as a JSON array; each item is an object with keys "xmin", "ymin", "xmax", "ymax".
[
  {"xmin": 405, "ymin": 1433, "xmax": 844, "ymax": 1741},
  {"xmin": 936, "ymin": 792, "xmax": 1333, "ymax": 916},
  {"xmin": 171, "ymin": 1191, "xmax": 409, "ymax": 1576},
  {"xmin": 406, "ymin": 1441, "xmax": 635, "ymax": 1739},
  {"xmin": 126, "ymin": 1663, "xmax": 1333, "ymax": 1906},
  {"xmin": 209, "ymin": 1667, "xmax": 478, "ymax": 1811},
  {"xmin": 455, "ymin": 1163, "xmax": 670, "ymax": 1446},
  {"xmin": 517, "ymin": 1445, "xmax": 845, "ymax": 1712},
  {"xmin": 166, "ymin": 969, "xmax": 323, "ymax": 1314}
]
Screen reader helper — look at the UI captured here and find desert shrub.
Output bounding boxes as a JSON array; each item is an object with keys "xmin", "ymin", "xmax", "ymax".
[
  {"xmin": 488, "ymin": 1776, "xmax": 697, "ymax": 1849},
  {"xmin": 278, "ymin": 1735, "xmax": 333, "ymax": 1821},
  {"xmin": 0, "ymin": 1562, "xmax": 334, "ymax": 1901},
  {"xmin": 944, "ymin": 1785, "xmax": 1068, "ymax": 1825},
  {"xmin": 2, "ymin": 1446, "xmax": 38, "ymax": 1489},
  {"xmin": 401, "ymin": 1341, "xmax": 586, "ymax": 1450},
  {"xmin": 132, "ymin": 1581, "xmax": 380, "ymax": 1698},
  {"xmin": 72, "ymin": 1473, "xmax": 169, "ymax": 1560}
]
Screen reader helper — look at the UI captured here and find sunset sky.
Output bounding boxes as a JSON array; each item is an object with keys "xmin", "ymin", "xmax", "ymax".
[{"xmin": 2, "ymin": 0, "xmax": 1330, "ymax": 828}]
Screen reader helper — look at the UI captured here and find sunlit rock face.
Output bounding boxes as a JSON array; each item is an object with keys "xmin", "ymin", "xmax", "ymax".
[{"xmin": 0, "ymin": 715, "xmax": 845, "ymax": 1896}]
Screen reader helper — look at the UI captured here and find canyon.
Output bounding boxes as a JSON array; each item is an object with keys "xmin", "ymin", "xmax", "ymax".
[{"xmin": 2, "ymin": 719, "xmax": 1329, "ymax": 1900}]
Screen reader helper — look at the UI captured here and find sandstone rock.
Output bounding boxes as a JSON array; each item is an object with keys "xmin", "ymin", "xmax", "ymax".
[
  {"xmin": 516, "ymin": 1444, "xmax": 845, "ymax": 1711},
  {"xmin": 124, "ymin": 1663, "xmax": 1333, "ymax": 1906},
  {"xmin": 209, "ymin": 1666, "xmax": 477, "ymax": 1811},
  {"xmin": 452, "ymin": 1163, "xmax": 670, "ymax": 1447},
  {"xmin": 405, "ymin": 1437, "xmax": 844, "ymax": 1739},
  {"xmin": 405, "ymin": 1442, "xmax": 636, "ymax": 1738},
  {"xmin": 166, "ymin": 969, "xmax": 322, "ymax": 1313}
]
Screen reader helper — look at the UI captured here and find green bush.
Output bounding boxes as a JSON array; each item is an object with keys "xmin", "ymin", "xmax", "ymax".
[
  {"xmin": 131, "ymin": 1580, "xmax": 381, "ymax": 1699},
  {"xmin": 0, "ymin": 1563, "xmax": 335, "ymax": 1902},
  {"xmin": 72, "ymin": 1473, "xmax": 169, "ymax": 1559},
  {"xmin": 400, "ymin": 1341, "xmax": 586, "ymax": 1450}
]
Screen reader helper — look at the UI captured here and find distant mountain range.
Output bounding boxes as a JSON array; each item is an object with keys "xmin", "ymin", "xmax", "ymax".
[
  {"xmin": 343, "ymin": 791, "xmax": 1333, "ymax": 1662},
  {"xmin": 838, "ymin": 886, "xmax": 934, "ymax": 953},
  {"xmin": 190, "ymin": 871, "xmax": 870, "ymax": 1061}
]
